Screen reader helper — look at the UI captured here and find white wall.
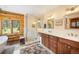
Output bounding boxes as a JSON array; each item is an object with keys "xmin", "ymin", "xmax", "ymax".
[
  {"xmin": 39, "ymin": 7, "xmax": 79, "ymax": 38},
  {"xmin": 24, "ymin": 14, "xmax": 28, "ymax": 40}
]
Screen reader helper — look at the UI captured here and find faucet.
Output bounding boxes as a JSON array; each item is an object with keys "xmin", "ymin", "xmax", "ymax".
[{"xmin": 67, "ymin": 33, "xmax": 78, "ymax": 37}]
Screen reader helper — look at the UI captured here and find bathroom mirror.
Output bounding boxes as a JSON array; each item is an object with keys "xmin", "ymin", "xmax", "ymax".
[
  {"xmin": 47, "ymin": 19, "xmax": 54, "ymax": 28},
  {"xmin": 32, "ymin": 21, "xmax": 36, "ymax": 28}
]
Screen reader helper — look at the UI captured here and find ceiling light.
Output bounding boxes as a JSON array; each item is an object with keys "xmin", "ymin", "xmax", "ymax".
[{"xmin": 33, "ymin": 22, "xmax": 36, "ymax": 24}]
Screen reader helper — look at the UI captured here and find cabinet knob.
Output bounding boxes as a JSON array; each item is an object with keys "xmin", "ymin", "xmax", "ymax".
[{"xmin": 65, "ymin": 45, "xmax": 71, "ymax": 49}]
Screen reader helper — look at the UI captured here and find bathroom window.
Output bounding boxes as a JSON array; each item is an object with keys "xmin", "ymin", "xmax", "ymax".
[
  {"xmin": 2, "ymin": 18, "xmax": 11, "ymax": 34},
  {"xmin": 1, "ymin": 17, "xmax": 20, "ymax": 34},
  {"xmin": 12, "ymin": 20, "xmax": 20, "ymax": 33}
]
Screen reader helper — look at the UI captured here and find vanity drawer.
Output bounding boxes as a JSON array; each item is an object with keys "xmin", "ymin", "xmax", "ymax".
[
  {"xmin": 49, "ymin": 36, "xmax": 58, "ymax": 41},
  {"xmin": 59, "ymin": 37, "xmax": 79, "ymax": 49}
]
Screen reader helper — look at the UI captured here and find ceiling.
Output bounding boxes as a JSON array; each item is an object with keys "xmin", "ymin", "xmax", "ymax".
[
  {"xmin": 0, "ymin": 5, "xmax": 57, "ymax": 16},
  {"xmin": 0, "ymin": 5, "xmax": 59, "ymax": 17},
  {"xmin": 0, "ymin": 5, "xmax": 78, "ymax": 18}
]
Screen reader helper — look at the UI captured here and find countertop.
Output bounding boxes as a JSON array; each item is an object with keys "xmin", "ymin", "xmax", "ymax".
[{"xmin": 37, "ymin": 29, "xmax": 79, "ymax": 42}]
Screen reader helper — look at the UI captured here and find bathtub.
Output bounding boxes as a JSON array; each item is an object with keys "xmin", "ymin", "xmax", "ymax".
[{"xmin": 0, "ymin": 36, "xmax": 8, "ymax": 53}]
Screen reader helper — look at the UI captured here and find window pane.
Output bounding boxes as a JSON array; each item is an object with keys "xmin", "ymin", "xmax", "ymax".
[
  {"xmin": 2, "ymin": 19, "xmax": 11, "ymax": 34},
  {"xmin": 12, "ymin": 20, "xmax": 20, "ymax": 33}
]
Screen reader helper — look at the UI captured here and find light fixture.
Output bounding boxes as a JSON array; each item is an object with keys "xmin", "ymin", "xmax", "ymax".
[
  {"xmin": 66, "ymin": 6, "xmax": 79, "ymax": 11},
  {"xmin": 32, "ymin": 21, "xmax": 36, "ymax": 24},
  {"xmin": 38, "ymin": 21, "xmax": 40, "ymax": 22},
  {"xmin": 48, "ymin": 16, "xmax": 53, "ymax": 19},
  {"xmin": 66, "ymin": 6, "xmax": 79, "ymax": 15}
]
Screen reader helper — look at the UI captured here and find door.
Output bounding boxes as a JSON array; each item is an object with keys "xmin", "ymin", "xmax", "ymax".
[
  {"xmin": 49, "ymin": 36, "xmax": 58, "ymax": 53},
  {"xmin": 41, "ymin": 33, "xmax": 49, "ymax": 48},
  {"xmin": 44, "ymin": 34, "xmax": 49, "ymax": 48}
]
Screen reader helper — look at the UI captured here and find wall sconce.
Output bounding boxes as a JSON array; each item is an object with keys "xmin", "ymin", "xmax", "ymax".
[{"xmin": 48, "ymin": 16, "xmax": 53, "ymax": 19}]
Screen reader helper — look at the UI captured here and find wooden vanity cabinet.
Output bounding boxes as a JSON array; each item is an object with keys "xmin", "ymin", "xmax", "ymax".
[
  {"xmin": 58, "ymin": 37, "xmax": 79, "ymax": 54},
  {"xmin": 49, "ymin": 35, "xmax": 58, "ymax": 53},
  {"xmin": 44, "ymin": 34, "xmax": 49, "ymax": 48},
  {"xmin": 41, "ymin": 33, "xmax": 49, "ymax": 48},
  {"xmin": 58, "ymin": 38, "xmax": 71, "ymax": 54},
  {"xmin": 70, "ymin": 40, "xmax": 79, "ymax": 54},
  {"xmin": 40, "ymin": 33, "xmax": 79, "ymax": 54},
  {"xmin": 71, "ymin": 48, "xmax": 79, "ymax": 54}
]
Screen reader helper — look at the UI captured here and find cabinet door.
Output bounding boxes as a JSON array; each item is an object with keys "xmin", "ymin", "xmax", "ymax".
[
  {"xmin": 49, "ymin": 38, "xmax": 57, "ymax": 53},
  {"xmin": 58, "ymin": 41, "xmax": 64, "ymax": 54},
  {"xmin": 44, "ymin": 34, "xmax": 49, "ymax": 48},
  {"xmin": 71, "ymin": 47, "xmax": 79, "ymax": 54},
  {"xmin": 58, "ymin": 41, "xmax": 71, "ymax": 54},
  {"xmin": 41, "ymin": 33, "xmax": 49, "ymax": 48},
  {"xmin": 64, "ymin": 44, "xmax": 71, "ymax": 54},
  {"xmin": 49, "ymin": 36, "xmax": 58, "ymax": 53}
]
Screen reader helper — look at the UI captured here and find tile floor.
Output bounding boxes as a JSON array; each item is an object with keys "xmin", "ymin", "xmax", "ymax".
[
  {"xmin": 20, "ymin": 43, "xmax": 51, "ymax": 54},
  {"xmin": 1, "ymin": 42, "xmax": 54, "ymax": 54}
]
